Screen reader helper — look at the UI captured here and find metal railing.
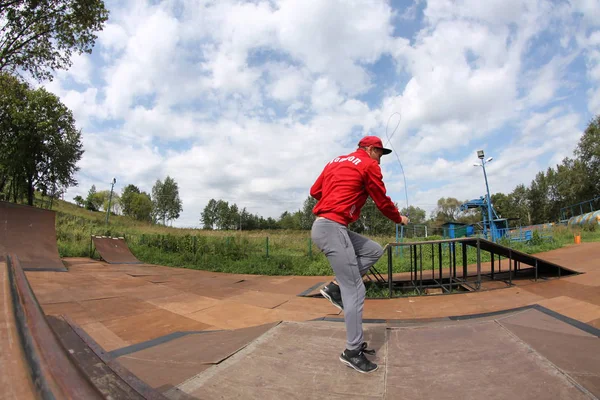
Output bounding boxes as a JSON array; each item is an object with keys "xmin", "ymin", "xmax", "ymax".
[
  {"xmin": 367, "ymin": 237, "xmax": 576, "ymax": 298},
  {"xmin": 560, "ymin": 196, "xmax": 600, "ymax": 221}
]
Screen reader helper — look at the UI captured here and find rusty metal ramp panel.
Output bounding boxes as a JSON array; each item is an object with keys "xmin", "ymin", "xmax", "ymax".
[
  {"xmin": 162, "ymin": 308, "xmax": 599, "ymax": 399},
  {"xmin": 0, "ymin": 201, "xmax": 66, "ymax": 271},
  {"xmin": 0, "ymin": 259, "xmax": 38, "ymax": 399},
  {"xmin": 3, "ymin": 253, "xmax": 167, "ymax": 399},
  {"xmin": 92, "ymin": 236, "xmax": 142, "ymax": 264}
]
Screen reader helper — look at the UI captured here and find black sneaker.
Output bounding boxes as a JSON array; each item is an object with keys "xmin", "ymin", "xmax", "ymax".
[
  {"xmin": 339, "ymin": 348, "xmax": 378, "ymax": 373},
  {"xmin": 320, "ymin": 281, "xmax": 343, "ymax": 311}
]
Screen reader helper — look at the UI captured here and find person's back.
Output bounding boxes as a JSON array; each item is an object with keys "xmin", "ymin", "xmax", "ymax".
[
  {"xmin": 311, "ymin": 148, "xmax": 374, "ymax": 226},
  {"xmin": 311, "ymin": 141, "xmax": 403, "ymax": 227}
]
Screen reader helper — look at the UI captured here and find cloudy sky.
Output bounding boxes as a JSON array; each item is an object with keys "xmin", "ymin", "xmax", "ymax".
[{"xmin": 42, "ymin": 0, "xmax": 600, "ymax": 228}]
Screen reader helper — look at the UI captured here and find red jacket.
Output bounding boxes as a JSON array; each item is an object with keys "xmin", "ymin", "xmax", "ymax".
[{"xmin": 310, "ymin": 148, "xmax": 403, "ymax": 226}]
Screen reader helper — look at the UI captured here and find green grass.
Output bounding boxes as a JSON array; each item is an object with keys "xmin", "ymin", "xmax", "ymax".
[{"xmin": 27, "ymin": 195, "xmax": 600, "ymax": 276}]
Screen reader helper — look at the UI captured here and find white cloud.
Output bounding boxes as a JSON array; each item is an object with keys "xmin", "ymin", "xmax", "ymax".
[
  {"xmin": 570, "ymin": 0, "xmax": 600, "ymax": 25},
  {"xmin": 583, "ymin": 43, "xmax": 600, "ymax": 112},
  {"xmin": 56, "ymin": 53, "xmax": 93, "ymax": 85},
  {"xmin": 524, "ymin": 59, "xmax": 561, "ymax": 107},
  {"xmin": 273, "ymin": 0, "xmax": 394, "ymax": 94},
  {"xmin": 383, "ymin": 18, "xmax": 521, "ymax": 155},
  {"xmin": 97, "ymin": 23, "xmax": 129, "ymax": 54},
  {"xmin": 61, "ymin": 88, "xmax": 105, "ymax": 126},
  {"xmin": 38, "ymin": 0, "xmax": 599, "ymax": 227},
  {"xmin": 310, "ymin": 78, "xmax": 344, "ymax": 112},
  {"xmin": 266, "ymin": 64, "xmax": 310, "ymax": 102},
  {"xmin": 101, "ymin": 4, "xmax": 181, "ymax": 118}
]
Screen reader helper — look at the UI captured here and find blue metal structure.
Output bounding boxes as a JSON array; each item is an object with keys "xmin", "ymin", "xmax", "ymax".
[
  {"xmin": 473, "ymin": 150, "xmax": 495, "ymax": 241},
  {"xmin": 441, "ymin": 222, "xmax": 474, "ymax": 238},
  {"xmin": 459, "ymin": 196, "xmax": 509, "ymax": 241},
  {"xmin": 560, "ymin": 195, "xmax": 600, "ymax": 221}
]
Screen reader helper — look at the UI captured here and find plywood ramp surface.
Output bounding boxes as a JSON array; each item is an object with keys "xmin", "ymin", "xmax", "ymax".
[
  {"xmin": 0, "ymin": 201, "xmax": 65, "ymax": 271},
  {"xmin": 92, "ymin": 236, "xmax": 142, "ymax": 264},
  {"xmin": 162, "ymin": 309, "xmax": 599, "ymax": 400}
]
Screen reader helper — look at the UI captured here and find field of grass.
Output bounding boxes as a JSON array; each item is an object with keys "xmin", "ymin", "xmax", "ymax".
[{"xmin": 42, "ymin": 196, "xmax": 600, "ymax": 277}]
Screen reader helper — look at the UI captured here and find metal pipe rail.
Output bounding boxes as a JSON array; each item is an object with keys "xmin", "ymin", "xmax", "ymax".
[
  {"xmin": 7, "ymin": 254, "xmax": 105, "ymax": 399},
  {"xmin": 6, "ymin": 254, "xmax": 168, "ymax": 400},
  {"xmin": 375, "ymin": 237, "xmax": 575, "ymax": 298}
]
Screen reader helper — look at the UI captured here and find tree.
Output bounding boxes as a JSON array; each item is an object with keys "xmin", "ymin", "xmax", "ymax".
[
  {"xmin": 350, "ymin": 198, "xmax": 395, "ymax": 235},
  {"xmin": 432, "ymin": 197, "xmax": 463, "ymax": 224},
  {"xmin": 0, "ymin": 0, "xmax": 109, "ymax": 81},
  {"xmin": 0, "ymin": 73, "xmax": 83, "ymax": 205},
  {"xmin": 229, "ymin": 203, "xmax": 240, "ymax": 229},
  {"xmin": 554, "ymin": 158, "xmax": 594, "ymax": 219},
  {"xmin": 400, "ymin": 205, "xmax": 426, "ymax": 225},
  {"xmin": 130, "ymin": 192, "xmax": 152, "ymax": 222},
  {"xmin": 201, "ymin": 198, "xmax": 274, "ymax": 231},
  {"xmin": 527, "ymin": 171, "xmax": 552, "ymax": 224},
  {"xmin": 279, "ymin": 211, "xmax": 301, "ymax": 230},
  {"xmin": 73, "ymin": 195, "xmax": 84, "ymax": 207},
  {"xmin": 152, "ymin": 176, "xmax": 182, "ymax": 225},
  {"xmin": 0, "ymin": 73, "xmax": 29, "ymax": 202},
  {"xmin": 239, "ymin": 207, "xmax": 256, "ymax": 230},
  {"xmin": 215, "ymin": 199, "xmax": 232, "ymax": 230},
  {"xmin": 490, "ymin": 193, "xmax": 511, "ymax": 219},
  {"xmin": 93, "ymin": 189, "xmax": 110, "ymax": 209},
  {"xmin": 38, "ymin": 181, "xmax": 65, "ymax": 209},
  {"xmin": 201, "ymin": 198, "xmax": 218, "ymax": 229},
  {"xmin": 85, "ymin": 185, "xmax": 101, "ymax": 211},
  {"xmin": 556, "ymin": 159, "xmax": 588, "ymax": 205},
  {"xmin": 120, "ymin": 184, "xmax": 141, "ymax": 217},
  {"xmin": 574, "ymin": 114, "xmax": 600, "ymax": 198},
  {"xmin": 102, "ymin": 192, "xmax": 120, "ymax": 214},
  {"xmin": 509, "ymin": 184, "xmax": 531, "ymax": 225},
  {"xmin": 299, "ymin": 196, "xmax": 317, "ymax": 230}
]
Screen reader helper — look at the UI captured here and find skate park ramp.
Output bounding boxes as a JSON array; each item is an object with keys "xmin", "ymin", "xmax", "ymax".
[
  {"xmin": 110, "ymin": 306, "xmax": 600, "ymax": 399},
  {"xmin": 0, "ymin": 201, "xmax": 66, "ymax": 271},
  {"xmin": 92, "ymin": 236, "xmax": 142, "ymax": 264},
  {"xmin": 3, "ymin": 240, "xmax": 600, "ymax": 399},
  {"xmin": 1, "ymin": 254, "xmax": 167, "ymax": 399}
]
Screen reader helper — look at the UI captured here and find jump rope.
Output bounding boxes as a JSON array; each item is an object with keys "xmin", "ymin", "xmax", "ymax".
[{"xmin": 384, "ymin": 112, "xmax": 410, "ymax": 246}]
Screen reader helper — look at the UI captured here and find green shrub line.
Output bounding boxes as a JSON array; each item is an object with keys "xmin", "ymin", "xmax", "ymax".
[{"xmin": 55, "ymin": 208, "xmax": 600, "ymax": 276}]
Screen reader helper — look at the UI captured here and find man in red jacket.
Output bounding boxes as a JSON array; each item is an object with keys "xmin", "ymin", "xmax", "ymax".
[{"xmin": 310, "ymin": 135, "xmax": 409, "ymax": 374}]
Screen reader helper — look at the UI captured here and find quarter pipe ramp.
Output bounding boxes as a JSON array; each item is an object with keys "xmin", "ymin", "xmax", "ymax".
[
  {"xmin": 0, "ymin": 201, "xmax": 65, "ymax": 271},
  {"xmin": 92, "ymin": 236, "xmax": 142, "ymax": 264}
]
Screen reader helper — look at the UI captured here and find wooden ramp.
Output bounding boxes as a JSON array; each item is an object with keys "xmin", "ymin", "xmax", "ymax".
[
  {"xmin": 0, "ymin": 201, "xmax": 65, "ymax": 271},
  {"xmin": 92, "ymin": 236, "xmax": 142, "ymax": 264},
  {"xmin": 113, "ymin": 323, "xmax": 279, "ymax": 393},
  {"xmin": 1, "ymin": 254, "xmax": 167, "ymax": 399},
  {"xmin": 126, "ymin": 307, "xmax": 599, "ymax": 400}
]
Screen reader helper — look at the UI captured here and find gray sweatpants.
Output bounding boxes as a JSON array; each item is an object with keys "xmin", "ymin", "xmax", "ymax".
[{"xmin": 311, "ymin": 218, "xmax": 384, "ymax": 350}]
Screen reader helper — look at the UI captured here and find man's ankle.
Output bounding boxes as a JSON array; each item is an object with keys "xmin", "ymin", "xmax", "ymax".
[{"xmin": 345, "ymin": 347, "xmax": 361, "ymax": 357}]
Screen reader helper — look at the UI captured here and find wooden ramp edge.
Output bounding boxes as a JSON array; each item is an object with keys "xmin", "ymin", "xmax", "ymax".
[
  {"xmin": 4, "ymin": 254, "xmax": 166, "ymax": 399},
  {"xmin": 0, "ymin": 201, "xmax": 66, "ymax": 271},
  {"xmin": 92, "ymin": 236, "xmax": 142, "ymax": 264}
]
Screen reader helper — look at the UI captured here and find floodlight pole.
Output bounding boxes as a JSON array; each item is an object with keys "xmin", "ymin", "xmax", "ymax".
[
  {"xmin": 105, "ymin": 178, "xmax": 116, "ymax": 225},
  {"xmin": 476, "ymin": 150, "xmax": 495, "ymax": 242}
]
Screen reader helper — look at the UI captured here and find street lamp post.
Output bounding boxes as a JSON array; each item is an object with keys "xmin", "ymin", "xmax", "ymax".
[
  {"xmin": 105, "ymin": 178, "xmax": 116, "ymax": 225},
  {"xmin": 475, "ymin": 150, "xmax": 495, "ymax": 242}
]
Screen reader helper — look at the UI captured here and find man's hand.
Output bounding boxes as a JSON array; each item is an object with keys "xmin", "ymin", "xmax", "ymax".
[{"xmin": 399, "ymin": 215, "xmax": 409, "ymax": 225}]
